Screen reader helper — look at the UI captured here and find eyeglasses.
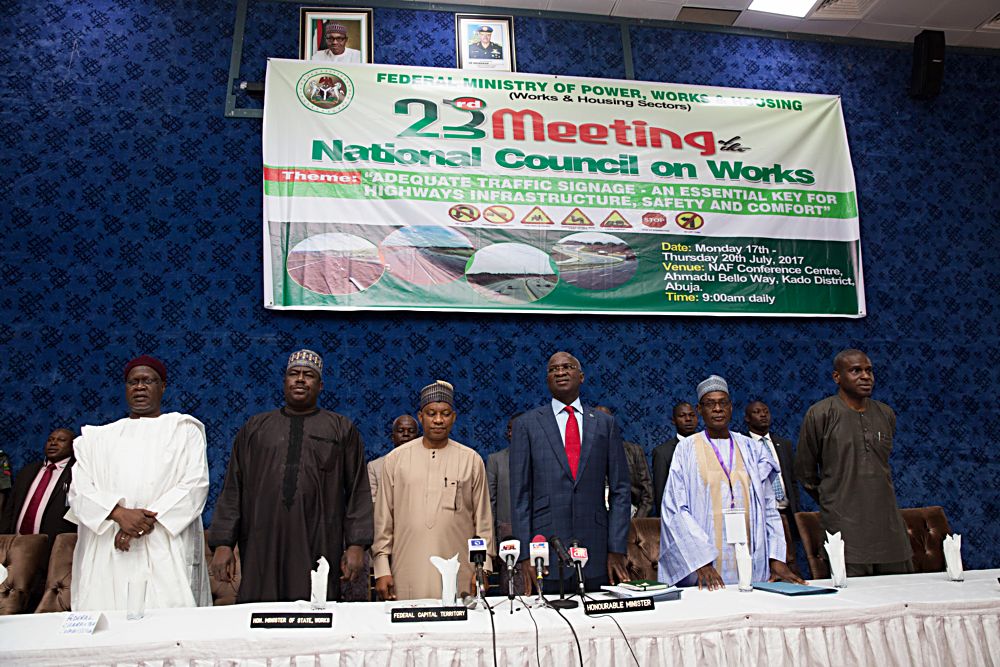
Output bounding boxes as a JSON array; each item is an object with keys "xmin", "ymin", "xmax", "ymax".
[
  {"xmin": 547, "ymin": 363, "xmax": 579, "ymax": 374},
  {"xmin": 327, "ymin": 36, "xmax": 347, "ymax": 42},
  {"xmin": 699, "ymin": 398, "xmax": 731, "ymax": 409},
  {"xmin": 126, "ymin": 378, "xmax": 161, "ymax": 387}
]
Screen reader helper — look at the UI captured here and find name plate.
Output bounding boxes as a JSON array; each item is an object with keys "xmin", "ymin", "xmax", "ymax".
[
  {"xmin": 250, "ymin": 612, "xmax": 333, "ymax": 629},
  {"xmin": 583, "ymin": 597, "xmax": 654, "ymax": 615},
  {"xmin": 391, "ymin": 606, "xmax": 468, "ymax": 623},
  {"xmin": 62, "ymin": 612, "xmax": 104, "ymax": 635}
]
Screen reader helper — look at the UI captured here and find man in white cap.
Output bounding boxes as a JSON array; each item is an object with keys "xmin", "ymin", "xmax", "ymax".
[
  {"xmin": 373, "ymin": 380, "xmax": 493, "ymax": 601},
  {"xmin": 658, "ymin": 375, "xmax": 803, "ymax": 590},
  {"xmin": 208, "ymin": 350, "xmax": 373, "ymax": 603},
  {"xmin": 311, "ymin": 22, "xmax": 362, "ymax": 63}
]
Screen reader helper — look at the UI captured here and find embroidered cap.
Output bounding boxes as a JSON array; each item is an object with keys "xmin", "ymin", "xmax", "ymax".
[
  {"xmin": 287, "ymin": 349, "xmax": 323, "ymax": 375},
  {"xmin": 420, "ymin": 380, "xmax": 454, "ymax": 408}
]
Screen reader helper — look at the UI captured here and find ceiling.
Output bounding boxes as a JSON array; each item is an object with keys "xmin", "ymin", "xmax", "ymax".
[{"xmin": 417, "ymin": 0, "xmax": 1000, "ymax": 49}]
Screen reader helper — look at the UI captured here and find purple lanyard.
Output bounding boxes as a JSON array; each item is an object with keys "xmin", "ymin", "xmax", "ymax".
[{"xmin": 706, "ymin": 432, "xmax": 736, "ymax": 509}]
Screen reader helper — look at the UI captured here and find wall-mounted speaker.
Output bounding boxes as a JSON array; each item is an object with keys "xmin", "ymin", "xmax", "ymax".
[{"xmin": 910, "ymin": 30, "xmax": 945, "ymax": 100}]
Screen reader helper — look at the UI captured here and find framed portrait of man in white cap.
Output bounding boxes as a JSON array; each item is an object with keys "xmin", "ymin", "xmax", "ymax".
[
  {"xmin": 299, "ymin": 7, "xmax": 374, "ymax": 64},
  {"xmin": 456, "ymin": 14, "xmax": 515, "ymax": 72}
]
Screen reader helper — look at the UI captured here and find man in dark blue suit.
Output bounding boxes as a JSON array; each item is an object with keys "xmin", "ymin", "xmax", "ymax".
[{"xmin": 510, "ymin": 351, "xmax": 632, "ymax": 591}]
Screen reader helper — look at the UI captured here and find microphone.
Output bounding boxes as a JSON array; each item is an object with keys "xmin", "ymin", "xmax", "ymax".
[
  {"xmin": 529, "ymin": 535, "xmax": 549, "ymax": 569},
  {"xmin": 468, "ymin": 536, "xmax": 488, "ymax": 565},
  {"xmin": 549, "ymin": 535, "xmax": 573, "ymax": 565},
  {"xmin": 529, "ymin": 535, "xmax": 550, "ymax": 602},
  {"xmin": 569, "ymin": 539, "xmax": 589, "ymax": 597},
  {"xmin": 499, "ymin": 536, "xmax": 521, "ymax": 569},
  {"xmin": 568, "ymin": 545, "xmax": 589, "ymax": 570},
  {"xmin": 499, "ymin": 536, "xmax": 521, "ymax": 601},
  {"xmin": 546, "ymin": 535, "xmax": 579, "ymax": 609},
  {"xmin": 468, "ymin": 536, "xmax": 488, "ymax": 600}
]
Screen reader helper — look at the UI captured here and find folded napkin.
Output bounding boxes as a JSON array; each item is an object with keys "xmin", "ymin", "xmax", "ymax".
[
  {"xmin": 824, "ymin": 531, "xmax": 847, "ymax": 587},
  {"xmin": 943, "ymin": 534, "xmax": 964, "ymax": 581},
  {"xmin": 430, "ymin": 553, "xmax": 460, "ymax": 606},
  {"xmin": 311, "ymin": 556, "xmax": 330, "ymax": 609},
  {"xmin": 735, "ymin": 542, "xmax": 753, "ymax": 591}
]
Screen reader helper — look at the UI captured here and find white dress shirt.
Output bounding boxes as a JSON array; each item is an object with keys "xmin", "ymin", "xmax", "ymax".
[{"xmin": 550, "ymin": 397, "xmax": 584, "ymax": 446}]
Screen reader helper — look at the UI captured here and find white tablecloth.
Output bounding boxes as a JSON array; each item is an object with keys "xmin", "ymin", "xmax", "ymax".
[{"xmin": 2, "ymin": 569, "xmax": 998, "ymax": 666}]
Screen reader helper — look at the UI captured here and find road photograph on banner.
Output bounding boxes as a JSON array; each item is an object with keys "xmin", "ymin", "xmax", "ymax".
[{"xmin": 262, "ymin": 59, "xmax": 865, "ymax": 317}]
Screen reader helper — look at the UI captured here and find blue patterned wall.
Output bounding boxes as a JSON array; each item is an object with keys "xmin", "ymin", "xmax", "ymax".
[{"xmin": 1, "ymin": 0, "xmax": 998, "ymax": 569}]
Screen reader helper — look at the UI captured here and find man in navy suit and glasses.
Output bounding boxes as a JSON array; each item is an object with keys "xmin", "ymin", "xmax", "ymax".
[{"xmin": 510, "ymin": 351, "xmax": 632, "ymax": 592}]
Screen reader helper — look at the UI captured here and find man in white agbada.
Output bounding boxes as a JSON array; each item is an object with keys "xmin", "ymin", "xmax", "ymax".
[
  {"xmin": 658, "ymin": 375, "xmax": 804, "ymax": 589},
  {"xmin": 67, "ymin": 355, "xmax": 211, "ymax": 610}
]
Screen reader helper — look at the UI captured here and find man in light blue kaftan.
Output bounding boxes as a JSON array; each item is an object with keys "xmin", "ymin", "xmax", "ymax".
[{"xmin": 658, "ymin": 375, "xmax": 804, "ymax": 590}]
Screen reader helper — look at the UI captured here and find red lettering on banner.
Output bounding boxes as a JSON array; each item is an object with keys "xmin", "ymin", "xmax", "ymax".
[
  {"xmin": 263, "ymin": 168, "xmax": 362, "ymax": 184},
  {"xmin": 491, "ymin": 109, "xmax": 715, "ymax": 155}
]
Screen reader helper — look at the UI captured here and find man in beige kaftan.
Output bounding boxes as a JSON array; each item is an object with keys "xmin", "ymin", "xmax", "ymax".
[{"xmin": 373, "ymin": 381, "xmax": 493, "ymax": 600}]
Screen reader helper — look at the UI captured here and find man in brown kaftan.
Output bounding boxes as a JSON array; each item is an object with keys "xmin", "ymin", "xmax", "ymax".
[{"xmin": 795, "ymin": 349, "xmax": 913, "ymax": 577}]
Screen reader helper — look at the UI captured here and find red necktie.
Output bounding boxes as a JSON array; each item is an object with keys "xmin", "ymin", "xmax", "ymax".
[
  {"xmin": 564, "ymin": 406, "xmax": 581, "ymax": 479},
  {"xmin": 19, "ymin": 463, "xmax": 56, "ymax": 535}
]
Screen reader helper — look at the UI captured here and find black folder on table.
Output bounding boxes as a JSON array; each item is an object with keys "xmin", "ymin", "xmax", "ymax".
[{"xmin": 752, "ymin": 582, "xmax": 838, "ymax": 596}]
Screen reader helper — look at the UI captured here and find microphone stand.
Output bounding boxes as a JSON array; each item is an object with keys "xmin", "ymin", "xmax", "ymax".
[
  {"xmin": 505, "ymin": 558, "xmax": 518, "ymax": 614},
  {"xmin": 548, "ymin": 556, "xmax": 578, "ymax": 609},
  {"xmin": 532, "ymin": 558, "xmax": 546, "ymax": 607},
  {"xmin": 572, "ymin": 558, "xmax": 587, "ymax": 602},
  {"xmin": 474, "ymin": 560, "xmax": 488, "ymax": 608}
]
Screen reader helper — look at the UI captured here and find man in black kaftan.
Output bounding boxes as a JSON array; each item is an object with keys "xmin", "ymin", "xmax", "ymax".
[{"xmin": 208, "ymin": 350, "xmax": 373, "ymax": 602}]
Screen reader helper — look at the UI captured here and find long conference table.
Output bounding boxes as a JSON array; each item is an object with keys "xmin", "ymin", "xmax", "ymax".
[{"xmin": 1, "ymin": 569, "xmax": 998, "ymax": 666}]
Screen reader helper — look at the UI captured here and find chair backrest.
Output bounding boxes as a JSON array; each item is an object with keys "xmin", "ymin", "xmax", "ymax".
[
  {"xmin": 780, "ymin": 514, "xmax": 800, "ymax": 577},
  {"xmin": 902, "ymin": 506, "xmax": 950, "ymax": 572},
  {"xmin": 627, "ymin": 515, "xmax": 800, "ymax": 581},
  {"xmin": 625, "ymin": 517, "xmax": 661, "ymax": 581},
  {"xmin": 795, "ymin": 506, "xmax": 952, "ymax": 579},
  {"xmin": 35, "ymin": 533, "xmax": 76, "ymax": 613},
  {"xmin": 204, "ymin": 533, "xmax": 242, "ymax": 606},
  {"xmin": 0, "ymin": 534, "xmax": 51, "ymax": 614}
]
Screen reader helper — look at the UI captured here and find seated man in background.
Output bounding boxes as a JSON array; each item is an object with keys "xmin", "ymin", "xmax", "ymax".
[
  {"xmin": 0, "ymin": 446, "xmax": 11, "ymax": 517},
  {"xmin": 659, "ymin": 375, "xmax": 802, "ymax": 590},
  {"xmin": 0, "ymin": 427, "xmax": 77, "ymax": 542},
  {"xmin": 369, "ymin": 414, "xmax": 419, "ymax": 503},
  {"xmin": 744, "ymin": 400, "xmax": 800, "ymax": 539},
  {"xmin": 594, "ymin": 405, "xmax": 654, "ymax": 518},
  {"xmin": 651, "ymin": 401, "xmax": 699, "ymax": 517},
  {"xmin": 487, "ymin": 412, "xmax": 523, "ymax": 593},
  {"xmin": 68, "ymin": 355, "xmax": 211, "ymax": 610},
  {"xmin": 373, "ymin": 381, "xmax": 493, "ymax": 601}
]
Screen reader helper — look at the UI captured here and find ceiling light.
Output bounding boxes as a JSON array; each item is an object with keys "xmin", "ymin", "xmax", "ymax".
[{"xmin": 747, "ymin": 0, "xmax": 819, "ymax": 18}]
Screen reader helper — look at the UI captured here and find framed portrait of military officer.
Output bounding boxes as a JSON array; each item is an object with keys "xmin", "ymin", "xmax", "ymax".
[
  {"xmin": 299, "ymin": 7, "xmax": 374, "ymax": 64},
  {"xmin": 455, "ymin": 14, "xmax": 515, "ymax": 72}
]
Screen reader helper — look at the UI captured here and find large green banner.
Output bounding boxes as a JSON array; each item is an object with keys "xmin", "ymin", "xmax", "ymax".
[{"xmin": 263, "ymin": 59, "xmax": 865, "ymax": 316}]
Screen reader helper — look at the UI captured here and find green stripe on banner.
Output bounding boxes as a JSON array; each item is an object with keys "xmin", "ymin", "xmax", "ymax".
[{"xmin": 263, "ymin": 169, "xmax": 858, "ymax": 219}]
